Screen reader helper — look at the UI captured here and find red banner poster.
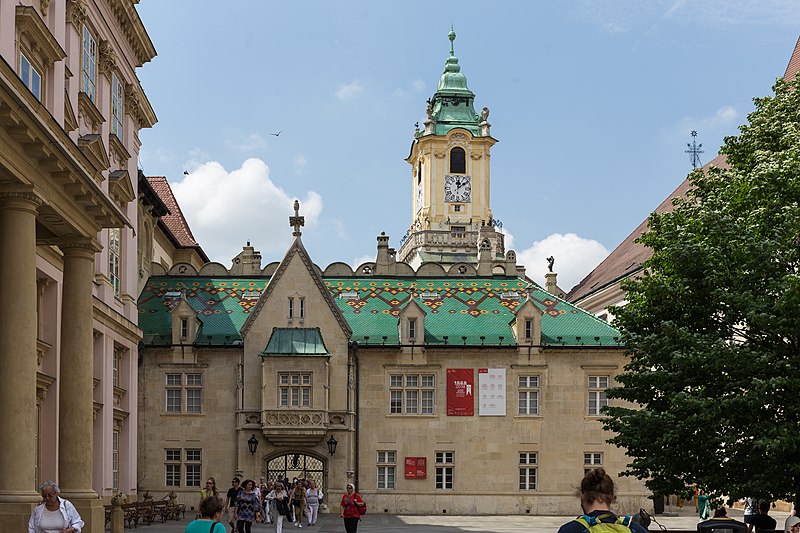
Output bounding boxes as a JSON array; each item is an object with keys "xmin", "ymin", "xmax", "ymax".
[
  {"xmin": 404, "ymin": 457, "xmax": 427, "ymax": 479},
  {"xmin": 447, "ymin": 368, "xmax": 474, "ymax": 416}
]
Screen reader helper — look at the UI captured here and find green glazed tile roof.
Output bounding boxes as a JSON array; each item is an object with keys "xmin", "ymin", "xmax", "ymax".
[
  {"xmin": 139, "ymin": 277, "xmax": 269, "ymax": 345},
  {"xmin": 259, "ymin": 328, "xmax": 329, "ymax": 356},
  {"xmin": 325, "ymin": 277, "xmax": 620, "ymax": 346},
  {"xmin": 138, "ymin": 276, "xmax": 620, "ymax": 348}
]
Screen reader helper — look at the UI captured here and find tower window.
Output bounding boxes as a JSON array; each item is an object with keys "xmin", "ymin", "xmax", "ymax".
[
  {"xmin": 449, "ymin": 147, "xmax": 466, "ymax": 174},
  {"xmin": 417, "ymin": 161, "xmax": 422, "ymax": 184}
]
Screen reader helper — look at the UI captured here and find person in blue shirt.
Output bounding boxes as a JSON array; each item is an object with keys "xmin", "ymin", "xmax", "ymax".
[
  {"xmin": 557, "ymin": 468, "xmax": 649, "ymax": 533},
  {"xmin": 184, "ymin": 496, "xmax": 225, "ymax": 533}
]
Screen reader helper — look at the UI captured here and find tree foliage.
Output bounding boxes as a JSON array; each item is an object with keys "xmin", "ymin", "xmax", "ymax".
[{"xmin": 605, "ymin": 78, "xmax": 800, "ymax": 504}]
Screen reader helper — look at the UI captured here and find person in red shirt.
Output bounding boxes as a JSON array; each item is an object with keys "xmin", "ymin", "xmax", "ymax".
[{"xmin": 339, "ymin": 483, "xmax": 365, "ymax": 533}]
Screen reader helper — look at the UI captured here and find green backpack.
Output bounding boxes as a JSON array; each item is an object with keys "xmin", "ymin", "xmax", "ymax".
[{"xmin": 574, "ymin": 513, "xmax": 634, "ymax": 533}]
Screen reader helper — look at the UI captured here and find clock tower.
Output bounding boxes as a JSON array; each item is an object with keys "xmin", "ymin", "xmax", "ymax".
[{"xmin": 398, "ymin": 29, "xmax": 503, "ymax": 268}]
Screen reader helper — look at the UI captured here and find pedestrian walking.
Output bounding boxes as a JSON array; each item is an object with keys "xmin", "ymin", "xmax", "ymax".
[{"xmin": 340, "ymin": 483, "xmax": 366, "ymax": 533}]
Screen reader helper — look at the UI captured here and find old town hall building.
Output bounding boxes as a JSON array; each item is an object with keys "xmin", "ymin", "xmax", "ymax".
[{"xmin": 137, "ymin": 31, "xmax": 649, "ymax": 515}]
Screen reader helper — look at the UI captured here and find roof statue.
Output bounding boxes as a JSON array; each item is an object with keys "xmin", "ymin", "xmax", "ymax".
[
  {"xmin": 547, "ymin": 256, "xmax": 555, "ymax": 272},
  {"xmin": 289, "ymin": 199, "xmax": 305, "ymax": 237}
]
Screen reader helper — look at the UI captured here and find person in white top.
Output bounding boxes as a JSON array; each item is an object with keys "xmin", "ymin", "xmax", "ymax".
[
  {"xmin": 28, "ymin": 480, "xmax": 84, "ymax": 533},
  {"xmin": 305, "ymin": 480, "xmax": 323, "ymax": 526}
]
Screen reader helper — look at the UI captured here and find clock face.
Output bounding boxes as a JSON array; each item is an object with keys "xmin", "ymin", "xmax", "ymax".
[
  {"xmin": 416, "ymin": 185, "xmax": 423, "ymax": 212},
  {"xmin": 444, "ymin": 175, "xmax": 471, "ymax": 203}
]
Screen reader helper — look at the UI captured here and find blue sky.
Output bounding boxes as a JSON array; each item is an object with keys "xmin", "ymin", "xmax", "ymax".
[{"xmin": 136, "ymin": 1, "xmax": 799, "ymax": 291}]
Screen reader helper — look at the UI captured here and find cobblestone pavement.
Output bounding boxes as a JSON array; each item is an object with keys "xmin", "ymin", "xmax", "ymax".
[{"xmin": 125, "ymin": 510, "xmax": 724, "ymax": 533}]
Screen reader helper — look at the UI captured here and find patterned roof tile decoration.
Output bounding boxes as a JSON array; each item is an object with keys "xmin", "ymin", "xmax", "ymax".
[
  {"xmin": 139, "ymin": 278, "xmax": 269, "ymax": 345},
  {"xmin": 139, "ymin": 275, "xmax": 619, "ymax": 347}
]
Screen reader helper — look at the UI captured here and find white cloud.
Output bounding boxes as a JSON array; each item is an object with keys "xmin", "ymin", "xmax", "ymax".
[
  {"xmin": 292, "ymin": 154, "xmax": 308, "ymax": 175},
  {"xmin": 516, "ymin": 233, "xmax": 610, "ymax": 293},
  {"xmin": 172, "ymin": 158, "xmax": 323, "ymax": 265},
  {"xmin": 182, "ymin": 148, "xmax": 212, "ymax": 173},
  {"xmin": 668, "ymin": 105, "xmax": 738, "ymax": 144},
  {"xmin": 411, "ymin": 79, "xmax": 426, "ymax": 92},
  {"xmin": 336, "ymin": 80, "xmax": 365, "ymax": 101}
]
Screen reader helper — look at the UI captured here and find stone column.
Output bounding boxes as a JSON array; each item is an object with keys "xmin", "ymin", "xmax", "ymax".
[
  {"xmin": 0, "ymin": 190, "xmax": 43, "ymax": 529},
  {"xmin": 58, "ymin": 237, "xmax": 103, "ymax": 530}
]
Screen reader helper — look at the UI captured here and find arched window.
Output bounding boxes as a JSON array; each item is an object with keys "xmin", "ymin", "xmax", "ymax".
[{"xmin": 449, "ymin": 147, "xmax": 466, "ymax": 174}]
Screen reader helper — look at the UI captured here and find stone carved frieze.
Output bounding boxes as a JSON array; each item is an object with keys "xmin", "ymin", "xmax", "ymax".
[{"xmin": 263, "ymin": 411, "xmax": 325, "ymax": 427}]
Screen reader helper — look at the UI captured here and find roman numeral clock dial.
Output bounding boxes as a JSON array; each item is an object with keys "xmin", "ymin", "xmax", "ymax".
[{"xmin": 444, "ymin": 175, "xmax": 471, "ymax": 203}]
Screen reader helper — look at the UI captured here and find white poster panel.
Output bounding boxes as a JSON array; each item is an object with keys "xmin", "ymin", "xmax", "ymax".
[{"xmin": 478, "ymin": 368, "xmax": 506, "ymax": 416}]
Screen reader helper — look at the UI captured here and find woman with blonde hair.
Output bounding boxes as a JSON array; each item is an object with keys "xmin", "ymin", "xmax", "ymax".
[{"xmin": 557, "ymin": 468, "xmax": 648, "ymax": 533}]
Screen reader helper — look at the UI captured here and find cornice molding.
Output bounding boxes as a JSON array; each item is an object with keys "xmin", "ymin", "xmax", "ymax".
[{"xmin": 15, "ymin": 5, "xmax": 66, "ymax": 66}]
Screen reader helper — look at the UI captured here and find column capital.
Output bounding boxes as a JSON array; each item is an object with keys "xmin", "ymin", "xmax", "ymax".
[
  {"xmin": 0, "ymin": 188, "xmax": 43, "ymax": 209},
  {"xmin": 57, "ymin": 236, "xmax": 102, "ymax": 256}
]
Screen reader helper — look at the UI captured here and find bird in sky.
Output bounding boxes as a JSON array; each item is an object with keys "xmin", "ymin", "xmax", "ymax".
[{"xmin": 271, "ymin": 131, "xmax": 281, "ymax": 136}]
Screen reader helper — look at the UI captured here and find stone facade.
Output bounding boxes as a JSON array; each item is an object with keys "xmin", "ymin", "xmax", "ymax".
[{"xmin": 0, "ymin": 1, "xmax": 156, "ymax": 531}]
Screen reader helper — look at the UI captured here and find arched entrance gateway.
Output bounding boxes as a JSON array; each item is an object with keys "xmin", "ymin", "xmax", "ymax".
[{"xmin": 264, "ymin": 452, "xmax": 327, "ymax": 490}]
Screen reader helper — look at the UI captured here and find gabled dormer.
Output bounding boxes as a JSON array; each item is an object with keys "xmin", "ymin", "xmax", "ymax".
[
  {"xmin": 398, "ymin": 298, "xmax": 427, "ymax": 348},
  {"xmin": 511, "ymin": 297, "xmax": 543, "ymax": 352},
  {"xmin": 169, "ymin": 293, "xmax": 200, "ymax": 348}
]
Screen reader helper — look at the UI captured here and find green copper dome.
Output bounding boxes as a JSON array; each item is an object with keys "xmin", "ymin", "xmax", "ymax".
[{"xmin": 429, "ymin": 28, "xmax": 481, "ymax": 136}]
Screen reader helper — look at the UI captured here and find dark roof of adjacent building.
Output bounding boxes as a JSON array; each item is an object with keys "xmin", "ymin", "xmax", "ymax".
[
  {"xmin": 139, "ymin": 275, "xmax": 621, "ymax": 348},
  {"xmin": 567, "ymin": 154, "xmax": 729, "ymax": 304},
  {"xmin": 146, "ymin": 176, "xmax": 209, "ymax": 262}
]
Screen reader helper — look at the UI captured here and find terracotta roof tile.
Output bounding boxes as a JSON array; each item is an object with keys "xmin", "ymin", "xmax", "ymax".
[
  {"xmin": 784, "ymin": 35, "xmax": 800, "ymax": 82},
  {"xmin": 567, "ymin": 155, "xmax": 728, "ymax": 303},
  {"xmin": 146, "ymin": 176, "xmax": 206, "ymax": 252}
]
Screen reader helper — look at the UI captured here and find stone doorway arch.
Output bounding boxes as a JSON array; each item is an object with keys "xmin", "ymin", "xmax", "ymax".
[{"xmin": 264, "ymin": 452, "xmax": 328, "ymax": 492}]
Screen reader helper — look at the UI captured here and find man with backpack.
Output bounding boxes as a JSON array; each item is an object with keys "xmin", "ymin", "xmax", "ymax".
[{"xmin": 558, "ymin": 469, "xmax": 649, "ymax": 533}]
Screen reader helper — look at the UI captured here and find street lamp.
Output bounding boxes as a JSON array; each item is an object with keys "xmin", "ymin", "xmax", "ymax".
[
  {"xmin": 247, "ymin": 434, "xmax": 258, "ymax": 455},
  {"xmin": 327, "ymin": 435, "xmax": 338, "ymax": 456}
]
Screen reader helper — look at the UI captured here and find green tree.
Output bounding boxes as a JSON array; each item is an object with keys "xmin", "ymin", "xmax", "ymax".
[{"xmin": 605, "ymin": 77, "xmax": 800, "ymax": 504}]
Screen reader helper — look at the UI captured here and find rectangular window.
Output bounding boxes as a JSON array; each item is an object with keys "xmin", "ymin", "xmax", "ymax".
[
  {"xmin": 81, "ymin": 25, "xmax": 97, "ymax": 101},
  {"xmin": 186, "ymin": 374, "xmax": 202, "ymax": 414},
  {"xmin": 108, "ymin": 228, "xmax": 121, "ymax": 297},
  {"xmin": 185, "ymin": 449, "xmax": 202, "ymax": 487},
  {"xmin": 389, "ymin": 374, "xmax": 435, "ymax": 415},
  {"xmin": 524, "ymin": 319, "xmax": 533, "ymax": 339},
  {"xmin": 299, "ymin": 298, "xmax": 305, "ymax": 319},
  {"xmin": 112, "ymin": 430, "xmax": 119, "ymax": 491},
  {"xmin": 165, "ymin": 449, "xmax": 181, "ymax": 486},
  {"xmin": 435, "ymin": 451, "xmax": 454, "ymax": 490},
  {"xmin": 165, "ymin": 373, "xmax": 202, "ymax": 413},
  {"xmin": 19, "ymin": 52, "xmax": 42, "ymax": 101},
  {"xmin": 111, "ymin": 71, "xmax": 124, "ymax": 138},
  {"xmin": 408, "ymin": 318, "xmax": 416, "ymax": 340},
  {"xmin": 377, "ymin": 451, "xmax": 396, "ymax": 489},
  {"xmin": 519, "ymin": 452, "xmax": 537, "ymax": 490},
  {"xmin": 180, "ymin": 318, "xmax": 188, "ymax": 339},
  {"xmin": 518, "ymin": 375, "xmax": 540, "ymax": 415},
  {"xmin": 112, "ymin": 346, "xmax": 121, "ymax": 388},
  {"xmin": 584, "ymin": 452, "xmax": 603, "ymax": 474},
  {"xmin": 588, "ymin": 376, "xmax": 609, "ymax": 416},
  {"xmin": 278, "ymin": 372, "xmax": 312, "ymax": 407},
  {"xmin": 288, "ymin": 298, "xmax": 293, "ymax": 318}
]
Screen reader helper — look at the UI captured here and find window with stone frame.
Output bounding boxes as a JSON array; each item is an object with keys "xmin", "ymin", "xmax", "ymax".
[
  {"xmin": 377, "ymin": 450, "xmax": 396, "ymax": 489},
  {"xmin": 165, "ymin": 373, "xmax": 202, "ymax": 414},
  {"xmin": 588, "ymin": 376, "xmax": 609, "ymax": 416},
  {"xmin": 185, "ymin": 449, "xmax": 202, "ymax": 487},
  {"xmin": 584, "ymin": 452, "xmax": 603, "ymax": 474},
  {"xmin": 435, "ymin": 451, "xmax": 454, "ymax": 490},
  {"xmin": 519, "ymin": 452, "xmax": 537, "ymax": 490},
  {"xmin": 112, "ymin": 430, "xmax": 119, "ymax": 490},
  {"xmin": 389, "ymin": 373, "xmax": 435, "ymax": 415},
  {"xmin": 518, "ymin": 375, "xmax": 540, "ymax": 415},
  {"xmin": 81, "ymin": 24, "xmax": 97, "ymax": 102},
  {"xmin": 111, "ymin": 71, "xmax": 124, "ymax": 138},
  {"xmin": 449, "ymin": 147, "xmax": 466, "ymax": 174},
  {"xmin": 19, "ymin": 51, "xmax": 42, "ymax": 100},
  {"xmin": 112, "ymin": 345, "xmax": 122, "ymax": 388},
  {"xmin": 165, "ymin": 448, "xmax": 181, "ymax": 486},
  {"xmin": 278, "ymin": 372, "xmax": 312, "ymax": 408},
  {"xmin": 108, "ymin": 227, "xmax": 121, "ymax": 297}
]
